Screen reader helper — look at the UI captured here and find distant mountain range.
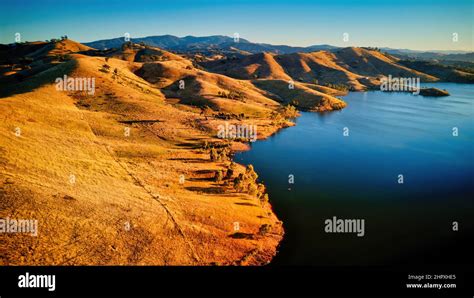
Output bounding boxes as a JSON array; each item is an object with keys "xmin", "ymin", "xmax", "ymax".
[
  {"xmin": 84, "ymin": 35, "xmax": 339, "ymax": 55},
  {"xmin": 380, "ymin": 48, "xmax": 474, "ymax": 62},
  {"xmin": 83, "ymin": 35, "xmax": 473, "ymax": 62}
]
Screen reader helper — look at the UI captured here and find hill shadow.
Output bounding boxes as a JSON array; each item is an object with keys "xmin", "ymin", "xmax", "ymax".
[
  {"xmin": 169, "ymin": 157, "xmax": 208, "ymax": 162},
  {"xmin": 229, "ymin": 232, "xmax": 255, "ymax": 240},
  {"xmin": 235, "ymin": 202, "xmax": 258, "ymax": 207},
  {"xmin": 0, "ymin": 60, "xmax": 77, "ymax": 98},
  {"xmin": 185, "ymin": 186, "xmax": 224, "ymax": 194}
]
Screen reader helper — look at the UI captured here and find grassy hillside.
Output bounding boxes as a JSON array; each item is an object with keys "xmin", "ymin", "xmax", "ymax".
[
  {"xmin": 0, "ymin": 41, "xmax": 288, "ymax": 265},
  {"xmin": 202, "ymin": 47, "xmax": 441, "ymax": 91},
  {"xmin": 3, "ymin": 38, "xmax": 465, "ymax": 265}
]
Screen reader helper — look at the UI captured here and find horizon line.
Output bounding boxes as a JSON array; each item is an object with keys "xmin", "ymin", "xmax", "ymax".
[{"xmin": 3, "ymin": 34, "xmax": 472, "ymax": 53}]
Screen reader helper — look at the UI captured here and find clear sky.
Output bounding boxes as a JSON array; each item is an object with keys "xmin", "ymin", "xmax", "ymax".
[{"xmin": 0, "ymin": 0, "xmax": 472, "ymax": 51}]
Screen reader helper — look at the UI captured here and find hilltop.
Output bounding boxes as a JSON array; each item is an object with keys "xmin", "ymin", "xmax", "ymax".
[
  {"xmin": 0, "ymin": 39, "xmax": 93, "ymax": 86},
  {"xmin": 83, "ymin": 35, "xmax": 474, "ymax": 63},
  {"xmin": 202, "ymin": 47, "xmax": 443, "ymax": 91},
  {"xmin": 83, "ymin": 35, "xmax": 339, "ymax": 55}
]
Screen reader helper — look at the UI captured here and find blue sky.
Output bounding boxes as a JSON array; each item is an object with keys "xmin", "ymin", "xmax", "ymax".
[{"xmin": 0, "ymin": 0, "xmax": 472, "ymax": 51}]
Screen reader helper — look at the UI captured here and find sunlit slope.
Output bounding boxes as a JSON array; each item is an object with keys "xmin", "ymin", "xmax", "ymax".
[
  {"xmin": 202, "ymin": 52, "xmax": 292, "ymax": 80},
  {"xmin": 134, "ymin": 48, "xmax": 345, "ymax": 112},
  {"xmin": 252, "ymin": 79, "xmax": 347, "ymax": 111},
  {"xmin": 203, "ymin": 47, "xmax": 439, "ymax": 91},
  {"xmin": 0, "ymin": 52, "xmax": 283, "ymax": 265}
]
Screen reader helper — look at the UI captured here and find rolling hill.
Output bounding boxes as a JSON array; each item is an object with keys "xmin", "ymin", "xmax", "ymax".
[
  {"xmin": 0, "ymin": 39, "xmax": 289, "ymax": 265},
  {"xmin": 1, "ymin": 37, "xmax": 472, "ymax": 266},
  {"xmin": 202, "ymin": 47, "xmax": 440, "ymax": 91},
  {"xmin": 84, "ymin": 35, "xmax": 473, "ymax": 64}
]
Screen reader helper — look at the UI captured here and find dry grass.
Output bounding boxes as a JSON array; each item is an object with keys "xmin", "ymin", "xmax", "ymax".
[
  {"xmin": 204, "ymin": 47, "xmax": 439, "ymax": 91},
  {"xmin": 2, "ymin": 39, "xmax": 441, "ymax": 266},
  {"xmin": 0, "ymin": 51, "xmax": 284, "ymax": 265},
  {"xmin": 253, "ymin": 79, "xmax": 347, "ymax": 111}
]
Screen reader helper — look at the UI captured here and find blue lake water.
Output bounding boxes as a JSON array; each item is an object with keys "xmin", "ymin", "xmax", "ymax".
[{"xmin": 236, "ymin": 83, "xmax": 474, "ymax": 266}]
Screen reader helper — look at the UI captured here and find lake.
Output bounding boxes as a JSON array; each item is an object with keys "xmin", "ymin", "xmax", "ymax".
[{"xmin": 235, "ymin": 83, "xmax": 474, "ymax": 266}]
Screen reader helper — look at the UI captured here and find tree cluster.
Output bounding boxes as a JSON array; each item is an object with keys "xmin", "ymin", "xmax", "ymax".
[
  {"xmin": 217, "ymin": 89, "xmax": 246, "ymax": 101},
  {"xmin": 233, "ymin": 165, "xmax": 268, "ymax": 204},
  {"xmin": 209, "ymin": 146, "xmax": 231, "ymax": 162},
  {"xmin": 323, "ymin": 83, "xmax": 349, "ymax": 91}
]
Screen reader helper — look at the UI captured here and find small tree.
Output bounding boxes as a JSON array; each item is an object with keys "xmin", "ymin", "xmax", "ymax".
[
  {"xmin": 258, "ymin": 224, "xmax": 271, "ymax": 236},
  {"xmin": 245, "ymin": 164, "xmax": 258, "ymax": 181},
  {"xmin": 225, "ymin": 168, "xmax": 234, "ymax": 180},
  {"xmin": 248, "ymin": 183, "xmax": 258, "ymax": 196},
  {"xmin": 280, "ymin": 105, "xmax": 299, "ymax": 119},
  {"xmin": 100, "ymin": 64, "xmax": 111, "ymax": 73},
  {"xmin": 215, "ymin": 170, "xmax": 223, "ymax": 182},
  {"xmin": 210, "ymin": 148, "xmax": 218, "ymax": 161},
  {"xmin": 233, "ymin": 174, "xmax": 245, "ymax": 192}
]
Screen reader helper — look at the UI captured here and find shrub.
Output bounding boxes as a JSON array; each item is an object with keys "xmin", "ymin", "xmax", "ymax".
[
  {"xmin": 248, "ymin": 183, "xmax": 258, "ymax": 196},
  {"xmin": 210, "ymin": 148, "xmax": 218, "ymax": 161},
  {"xmin": 218, "ymin": 89, "xmax": 246, "ymax": 101},
  {"xmin": 245, "ymin": 164, "xmax": 258, "ymax": 181},
  {"xmin": 279, "ymin": 105, "xmax": 299, "ymax": 119},
  {"xmin": 323, "ymin": 83, "xmax": 349, "ymax": 92},
  {"xmin": 215, "ymin": 170, "xmax": 223, "ymax": 182},
  {"xmin": 100, "ymin": 64, "xmax": 111, "ymax": 73},
  {"xmin": 258, "ymin": 224, "xmax": 271, "ymax": 236},
  {"xmin": 225, "ymin": 168, "xmax": 234, "ymax": 180},
  {"xmin": 233, "ymin": 174, "xmax": 245, "ymax": 192}
]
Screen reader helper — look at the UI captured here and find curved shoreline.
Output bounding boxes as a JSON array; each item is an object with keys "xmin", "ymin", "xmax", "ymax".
[{"xmin": 234, "ymin": 82, "xmax": 471, "ymax": 265}]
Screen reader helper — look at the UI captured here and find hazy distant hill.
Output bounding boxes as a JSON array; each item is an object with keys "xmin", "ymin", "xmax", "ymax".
[
  {"xmin": 84, "ymin": 35, "xmax": 473, "ymax": 63},
  {"xmin": 382, "ymin": 48, "xmax": 474, "ymax": 62},
  {"xmin": 83, "ymin": 35, "xmax": 339, "ymax": 54}
]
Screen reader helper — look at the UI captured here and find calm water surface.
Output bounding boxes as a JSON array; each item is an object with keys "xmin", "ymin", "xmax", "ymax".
[{"xmin": 236, "ymin": 83, "xmax": 474, "ymax": 266}]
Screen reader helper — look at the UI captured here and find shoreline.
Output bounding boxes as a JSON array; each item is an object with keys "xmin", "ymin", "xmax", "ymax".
[{"xmin": 236, "ymin": 82, "xmax": 472, "ymax": 265}]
